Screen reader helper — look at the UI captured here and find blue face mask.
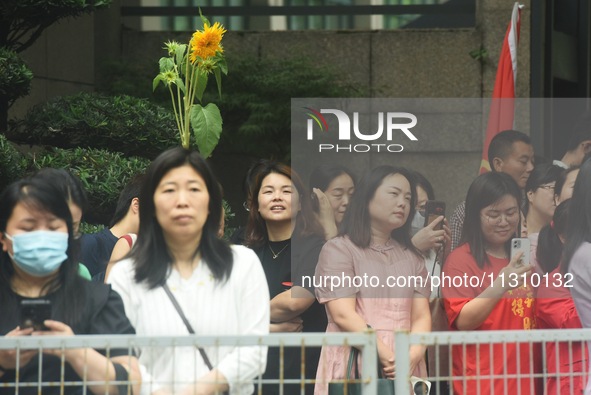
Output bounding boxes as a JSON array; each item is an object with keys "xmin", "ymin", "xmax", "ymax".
[{"xmin": 5, "ymin": 230, "xmax": 69, "ymax": 277}]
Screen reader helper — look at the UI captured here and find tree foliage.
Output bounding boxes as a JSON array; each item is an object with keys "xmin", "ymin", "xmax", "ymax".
[{"xmin": 0, "ymin": 0, "xmax": 112, "ymax": 53}]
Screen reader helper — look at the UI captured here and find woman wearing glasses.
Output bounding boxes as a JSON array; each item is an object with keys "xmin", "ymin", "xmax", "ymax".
[
  {"xmin": 523, "ymin": 164, "xmax": 562, "ymax": 236},
  {"xmin": 442, "ymin": 172, "xmax": 538, "ymax": 395}
]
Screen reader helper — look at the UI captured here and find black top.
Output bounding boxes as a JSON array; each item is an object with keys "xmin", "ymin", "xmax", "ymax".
[
  {"xmin": 251, "ymin": 233, "xmax": 327, "ymax": 395},
  {"xmin": 79, "ymin": 228, "xmax": 118, "ymax": 277},
  {"xmin": 0, "ymin": 282, "xmax": 136, "ymax": 395}
]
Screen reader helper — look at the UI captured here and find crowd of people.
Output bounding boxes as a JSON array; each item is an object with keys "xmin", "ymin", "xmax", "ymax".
[{"xmin": 0, "ymin": 124, "xmax": 591, "ymax": 395}]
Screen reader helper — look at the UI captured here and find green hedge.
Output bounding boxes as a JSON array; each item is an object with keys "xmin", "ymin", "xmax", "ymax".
[
  {"xmin": 10, "ymin": 92, "xmax": 179, "ymax": 159},
  {"xmin": 29, "ymin": 147, "xmax": 150, "ymax": 224},
  {"xmin": 0, "ymin": 134, "xmax": 26, "ymax": 189},
  {"xmin": 0, "ymin": 47, "xmax": 33, "ymax": 104}
]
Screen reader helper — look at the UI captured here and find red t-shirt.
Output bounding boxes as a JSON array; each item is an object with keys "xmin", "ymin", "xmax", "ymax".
[
  {"xmin": 441, "ymin": 243, "xmax": 539, "ymax": 395},
  {"xmin": 536, "ymin": 266, "xmax": 588, "ymax": 395}
]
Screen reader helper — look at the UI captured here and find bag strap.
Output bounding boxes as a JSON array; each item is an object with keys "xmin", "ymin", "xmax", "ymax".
[
  {"xmin": 162, "ymin": 283, "xmax": 215, "ymax": 371},
  {"xmin": 113, "ymin": 362, "xmax": 131, "ymax": 395},
  {"xmin": 346, "ymin": 347, "xmax": 360, "ymax": 379}
]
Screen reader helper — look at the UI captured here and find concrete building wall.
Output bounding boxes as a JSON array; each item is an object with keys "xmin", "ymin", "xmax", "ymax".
[{"xmin": 8, "ymin": 0, "xmax": 532, "ymax": 220}]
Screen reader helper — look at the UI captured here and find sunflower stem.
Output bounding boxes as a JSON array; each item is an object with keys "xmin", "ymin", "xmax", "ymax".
[{"xmin": 168, "ymin": 84, "xmax": 183, "ymax": 138}]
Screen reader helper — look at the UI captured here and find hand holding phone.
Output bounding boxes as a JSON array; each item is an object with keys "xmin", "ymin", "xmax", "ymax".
[
  {"xmin": 510, "ymin": 238, "xmax": 531, "ymax": 267},
  {"xmin": 423, "ymin": 200, "xmax": 446, "ymax": 230},
  {"xmin": 20, "ymin": 299, "xmax": 51, "ymax": 331}
]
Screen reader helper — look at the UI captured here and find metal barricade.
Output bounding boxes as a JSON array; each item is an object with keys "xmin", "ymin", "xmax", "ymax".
[
  {"xmin": 0, "ymin": 332, "xmax": 378, "ymax": 394},
  {"xmin": 395, "ymin": 328, "xmax": 591, "ymax": 395}
]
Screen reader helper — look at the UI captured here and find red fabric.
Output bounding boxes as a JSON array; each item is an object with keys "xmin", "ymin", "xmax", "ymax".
[
  {"xmin": 120, "ymin": 234, "xmax": 133, "ymax": 248},
  {"xmin": 536, "ymin": 267, "xmax": 588, "ymax": 395},
  {"xmin": 442, "ymin": 244, "xmax": 539, "ymax": 395},
  {"xmin": 480, "ymin": 3, "xmax": 522, "ymax": 174}
]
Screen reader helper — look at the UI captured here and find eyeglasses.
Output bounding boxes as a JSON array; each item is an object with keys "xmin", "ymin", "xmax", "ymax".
[
  {"xmin": 482, "ymin": 210, "xmax": 520, "ymax": 225},
  {"xmin": 537, "ymin": 184, "xmax": 555, "ymax": 192}
]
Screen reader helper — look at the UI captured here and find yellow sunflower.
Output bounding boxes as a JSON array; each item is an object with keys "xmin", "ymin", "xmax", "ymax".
[{"xmin": 189, "ymin": 22, "xmax": 226, "ymax": 63}]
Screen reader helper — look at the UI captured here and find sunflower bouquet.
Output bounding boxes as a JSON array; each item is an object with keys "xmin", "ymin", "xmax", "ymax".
[{"xmin": 153, "ymin": 12, "xmax": 227, "ymax": 157}]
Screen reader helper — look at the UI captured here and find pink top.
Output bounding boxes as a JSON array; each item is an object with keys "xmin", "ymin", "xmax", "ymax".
[{"xmin": 313, "ymin": 236, "xmax": 430, "ymax": 395}]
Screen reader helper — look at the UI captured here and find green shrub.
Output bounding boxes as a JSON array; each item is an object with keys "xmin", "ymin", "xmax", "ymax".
[
  {"xmin": 0, "ymin": 134, "xmax": 26, "ymax": 189},
  {"xmin": 0, "ymin": 47, "xmax": 33, "ymax": 106},
  {"xmin": 10, "ymin": 92, "xmax": 179, "ymax": 159},
  {"xmin": 98, "ymin": 56, "xmax": 362, "ymax": 161},
  {"xmin": 79, "ymin": 222, "xmax": 105, "ymax": 235},
  {"xmin": 29, "ymin": 147, "xmax": 150, "ymax": 224}
]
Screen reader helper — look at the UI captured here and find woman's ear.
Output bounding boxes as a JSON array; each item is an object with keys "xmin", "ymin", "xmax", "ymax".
[
  {"xmin": 526, "ymin": 190, "xmax": 535, "ymax": 204},
  {"xmin": 0, "ymin": 233, "xmax": 9, "ymax": 253},
  {"xmin": 131, "ymin": 198, "xmax": 140, "ymax": 214}
]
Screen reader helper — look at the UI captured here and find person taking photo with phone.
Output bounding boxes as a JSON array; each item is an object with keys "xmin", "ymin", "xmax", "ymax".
[
  {"xmin": 0, "ymin": 177, "xmax": 140, "ymax": 395},
  {"xmin": 442, "ymin": 172, "xmax": 538, "ymax": 395}
]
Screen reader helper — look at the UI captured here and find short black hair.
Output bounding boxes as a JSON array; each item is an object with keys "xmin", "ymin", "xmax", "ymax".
[
  {"xmin": 33, "ymin": 168, "xmax": 88, "ymax": 214},
  {"xmin": 308, "ymin": 164, "xmax": 356, "ymax": 192},
  {"xmin": 537, "ymin": 199, "xmax": 570, "ymax": 274},
  {"xmin": 411, "ymin": 171, "xmax": 435, "ymax": 201},
  {"xmin": 566, "ymin": 112, "xmax": 591, "ymax": 151},
  {"xmin": 488, "ymin": 130, "xmax": 532, "ymax": 171},
  {"xmin": 110, "ymin": 173, "xmax": 145, "ymax": 227}
]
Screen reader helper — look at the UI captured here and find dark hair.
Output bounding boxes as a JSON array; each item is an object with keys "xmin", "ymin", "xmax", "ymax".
[
  {"xmin": 33, "ymin": 168, "xmax": 88, "ymax": 214},
  {"xmin": 110, "ymin": 173, "xmax": 145, "ymax": 227},
  {"xmin": 523, "ymin": 164, "xmax": 562, "ymax": 216},
  {"xmin": 340, "ymin": 165, "xmax": 421, "ymax": 256},
  {"xmin": 308, "ymin": 164, "xmax": 356, "ymax": 192},
  {"xmin": 244, "ymin": 161, "xmax": 323, "ymax": 247},
  {"xmin": 411, "ymin": 171, "xmax": 435, "ymax": 201},
  {"xmin": 130, "ymin": 147, "xmax": 232, "ymax": 289},
  {"xmin": 537, "ymin": 200, "xmax": 570, "ymax": 274},
  {"xmin": 488, "ymin": 130, "xmax": 532, "ymax": 171},
  {"xmin": 562, "ymin": 159, "xmax": 591, "ymax": 273},
  {"xmin": 0, "ymin": 178, "xmax": 85, "ymax": 324},
  {"xmin": 460, "ymin": 172, "xmax": 522, "ymax": 268},
  {"xmin": 566, "ymin": 112, "xmax": 591, "ymax": 151},
  {"xmin": 554, "ymin": 166, "xmax": 580, "ymax": 200},
  {"xmin": 241, "ymin": 159, "xmax": 272, "ymax": 208}
]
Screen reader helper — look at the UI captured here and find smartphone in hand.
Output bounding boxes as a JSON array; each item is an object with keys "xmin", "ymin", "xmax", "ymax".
[
  {"xmin": 20, "ymin": 299, "xmax": 51, "ymax": 331},
  {"xmin": 510, "ymin": 237, "xmax": 531, "ymax": 266},
  {"xmin": 423, "ymin": 200, "xmax": 446, "ymax": 230}
]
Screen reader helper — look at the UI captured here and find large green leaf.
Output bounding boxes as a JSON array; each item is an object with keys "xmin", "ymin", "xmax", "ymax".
[
  {"xmin": 194, "ymin": 68, "xmax": 208, "ymax": 103},
  {"xmin": 190, "ymin": 103, "xmax": 222, "ymax": 158}
]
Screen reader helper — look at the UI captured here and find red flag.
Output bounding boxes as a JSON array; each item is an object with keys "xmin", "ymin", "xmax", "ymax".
[{"xmin": 480, "ymin": 2, "xmax": 523, "ymax": 174}]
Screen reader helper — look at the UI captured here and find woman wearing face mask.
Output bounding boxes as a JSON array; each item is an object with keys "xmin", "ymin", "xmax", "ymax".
[
  {"xmin": 0, "ymin": 177, "xmax": 140, "ymax": 395},
  {"xmin": 409, "ymin": 171, "xmax": 450, "ymax": 393},
  {"xmin": 313, "ymin": 166, "xmax": 431, "ymax": 395},
  {"xmin": 32, "ymin": 168, "xmax": 91, "ymax": 280},
  {"xmin": 309, "ymin": 164, "xmax": 356, "ymax": 240},
  {"xmin": 410, "ymin": 171, "xmax": 451, "ymax": 275},
  {"xmin": 442, "ymin": 172, "xmax": 538, "ymax": 395}
]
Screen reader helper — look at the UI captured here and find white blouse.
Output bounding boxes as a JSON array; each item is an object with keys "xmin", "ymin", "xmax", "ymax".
[{"xmin": 108, "ymin": 245, "xmax": 270, "ymax": 395}]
